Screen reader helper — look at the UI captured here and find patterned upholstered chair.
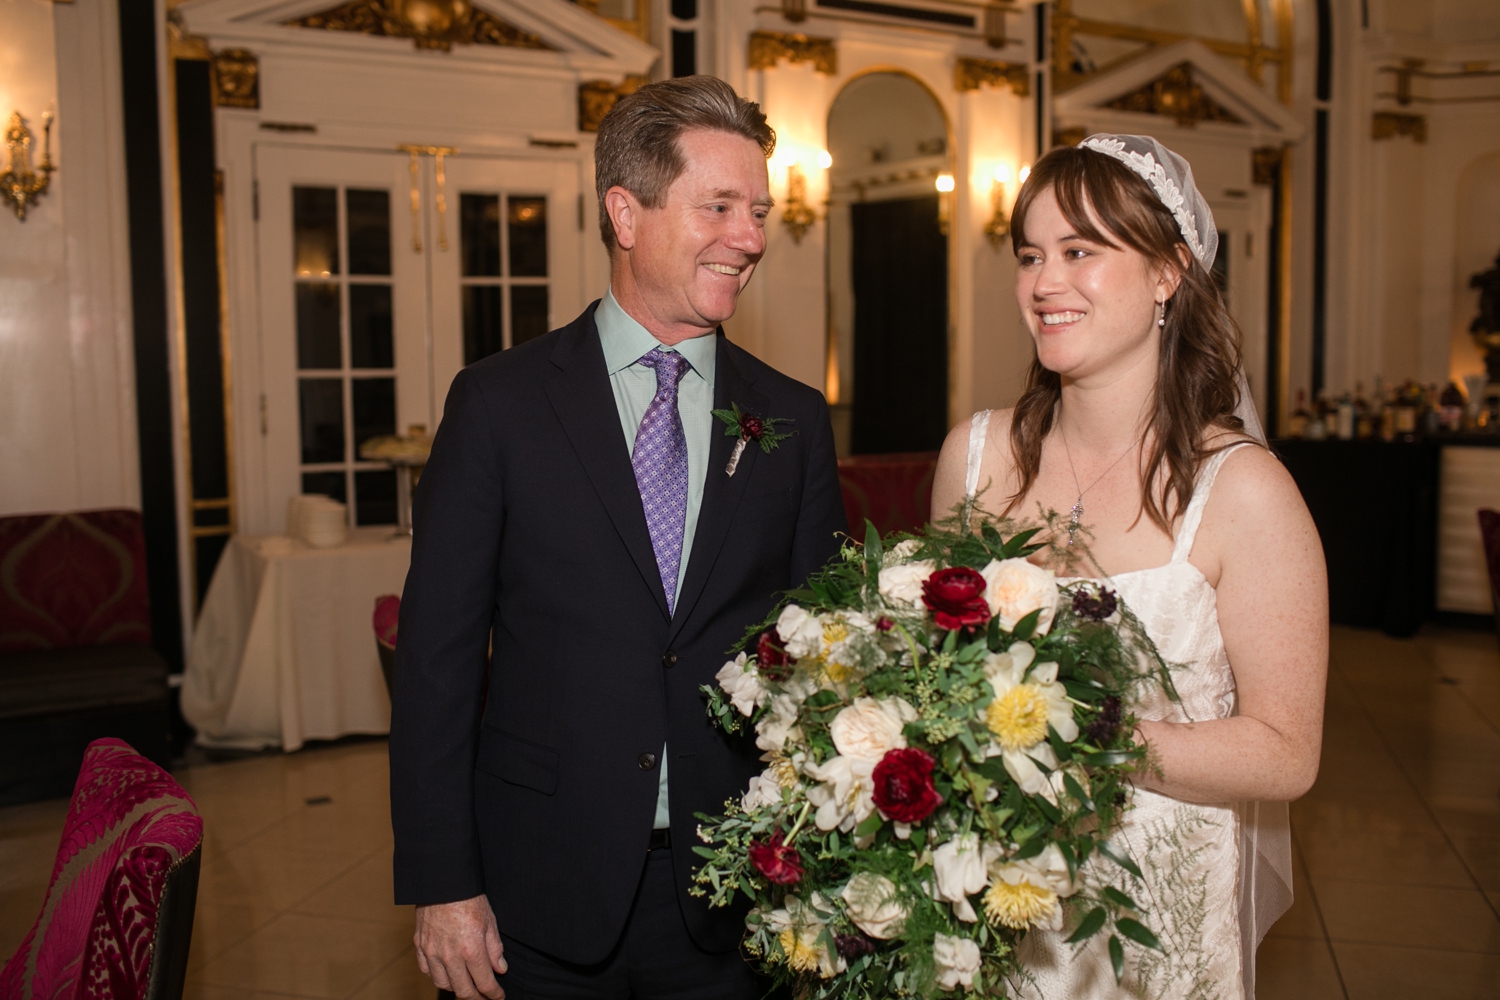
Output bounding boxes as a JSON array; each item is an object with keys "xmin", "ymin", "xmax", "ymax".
[
  {"xmin": 0, "ymin": 511, "xmax": 172, "ymax": 805},
  {"xmin": 0, "ymin": 738, "xmax": 203, "ymax": 1000}
]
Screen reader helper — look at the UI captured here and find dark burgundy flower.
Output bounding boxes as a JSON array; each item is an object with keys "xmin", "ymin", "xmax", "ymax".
[
  {"xmin": 1085, "ymin": 695, "xmax": 1123, "ymax": 745},
  {"xmin": 921, "ymin": 566, "xmax": 991, "ymax": 631},
  {"xmin": 875, "ymin": 616, "xmax": 894, "ymax": 632},
  {"xmin": 871, "ymin": 747, "xmax": 944, "ymax": 824},
  {"xmin": 756, "ymin": 630, "xmax": 794, "ymax": 681},
  {"xmin": 748, "ymin": 830, "xmax": 803, "ymax": 885},
  {"xmin": 1071, "ymin": 586, "xmax": 1119, "ymax": 622},
  {"xmin": 835, "ymin": 933, "xmax": 877, "ymax": 959},
  {"xmin": 739, "ymin": 413, "xmax": 766, "ymax": 440}
]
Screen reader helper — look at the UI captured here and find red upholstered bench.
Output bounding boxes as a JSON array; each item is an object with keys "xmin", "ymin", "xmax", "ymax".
[
  {"xmin": 837, "ymin": 452, "xmax": 940, "ymax": 537},
  {"xmin": 0, "ymin": 510, "xmax": 172, "ymax": 805}
]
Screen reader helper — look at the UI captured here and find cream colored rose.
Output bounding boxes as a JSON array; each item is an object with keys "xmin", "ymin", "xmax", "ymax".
[
  {"xmin": 840, "ymin": 871, "xmax": 909, "ymax": 939},
  {"xmin": 933, "ymin": 933, "xmax": 982, "ymax": 991},
  {"xmin": 829, "ymin": 697, "xmax": 917, "ymax": 763},
  {"xmin": 776, "ymin": 604, "xmax": 826, "ymax": 660},
  {"xmin": 878, "ymin": 559, "xmax": 936, "ymax": 609},
  {"xmin": 980, "ymin": 558, "xmax": 1059, "ymax": 635}
]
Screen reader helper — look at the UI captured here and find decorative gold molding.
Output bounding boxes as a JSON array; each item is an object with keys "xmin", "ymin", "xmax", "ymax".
[
  {"xmin": 748, "ymin": 30, "xmax": 837, "ymax": 76},
  {"xmin": 1252, "ymin": 145, "xmax": 1284, "ymax": 186},
  {"xmin": 212, "ymin": 49, "xmax": 260, "ymax": 109},
  {"xmin": 285, "ymin": 0, "xmax": 553, "ymax": 53},
  {"xmin": 578, "ymin": 76, "xmax": 647, "ymax": 133},
  {"xmin": 1103, "ymin": 63, "xmax": 1243, "ymax": 127},
  {"xmin": 954, "ymin": 57, "xmax": 1029, "ymax": 96},
  {"xmin": 1372, "ymin": 110, "xmax": 1427, "ymax": 143}
]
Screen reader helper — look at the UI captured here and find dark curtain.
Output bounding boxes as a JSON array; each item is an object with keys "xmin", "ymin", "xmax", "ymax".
[{"xmin": 850, "ymin": 195, "xmax": 948, "ymax": 454}]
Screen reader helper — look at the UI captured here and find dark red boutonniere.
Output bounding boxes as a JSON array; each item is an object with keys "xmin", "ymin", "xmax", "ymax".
[
  {"xmin": 712, "ymin": 403, "xmax": 795, "ymax": 476},
  {"xmin": 921, "ymin": 566, "xmax": 992, "ymax": 631}
]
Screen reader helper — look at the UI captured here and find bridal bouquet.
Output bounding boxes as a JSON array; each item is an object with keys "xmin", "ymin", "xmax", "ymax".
[{"xmin": 693, "ymin": 519, "xmax": 1176, "ymax": 998}]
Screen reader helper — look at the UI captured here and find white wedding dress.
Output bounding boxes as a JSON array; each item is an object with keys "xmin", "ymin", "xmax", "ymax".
[{"xmin": 962, "ymin": 411, "xmax": 1292, "ymax": 1000}]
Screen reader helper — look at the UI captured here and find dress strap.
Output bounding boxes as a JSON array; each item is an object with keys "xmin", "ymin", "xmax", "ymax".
[
  {"xmin": 1170, "ymin": 442, "xmax": 1255, "ymax": 563},
  {"xmin": 964, "ymin": 410, "xmax": 992, "ymax": 499}
]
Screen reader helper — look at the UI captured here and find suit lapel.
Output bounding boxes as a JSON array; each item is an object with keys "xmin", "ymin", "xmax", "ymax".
[
  {"xmin": 543, "ymin": 310, "xmax": 672, "ymax": 622},
  {"xmin": 669, "ymin": 337, "xmax": 769, "ymax": 642}
]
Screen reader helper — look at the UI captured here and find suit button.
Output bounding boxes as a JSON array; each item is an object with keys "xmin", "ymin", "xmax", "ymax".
[
  {"xmin": 662, "ymin": 650, "xmax": 677, "ymax": 668},
  {"xmin": 638, "ymin": 753, "xmax": 657, "ymax": 770}
]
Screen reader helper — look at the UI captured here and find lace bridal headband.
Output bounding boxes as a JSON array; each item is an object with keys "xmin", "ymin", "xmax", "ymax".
[{"xmin": 1078, "ymin": 133, "xmax": 1219, "ymax": 270}]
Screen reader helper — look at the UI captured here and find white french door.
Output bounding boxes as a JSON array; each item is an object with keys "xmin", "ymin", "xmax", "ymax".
[{"xmin": 253, "ymin": 144, "xmax": 583, "ymax": 531}]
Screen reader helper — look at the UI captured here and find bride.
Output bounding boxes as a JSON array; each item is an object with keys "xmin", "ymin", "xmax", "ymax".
[{"xmin": 929, "ymin": 135, "xmax": 1328, "ymax": 999}]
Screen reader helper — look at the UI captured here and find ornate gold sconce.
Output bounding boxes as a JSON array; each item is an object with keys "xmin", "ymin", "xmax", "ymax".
[
  {"xmin": 2, "ymin": 111, "xmax": 57, "ymax": 222},
  {"xmin": 396, "ymin": 144, "xmax": 458, "ymax": 251},
  {"xmin": 781, "ymin": 163, "xmax": 817, "ymax": 244},
  {"xmin": 985, "ymin": 164, "xmax": 1011, "ymax": 249}
]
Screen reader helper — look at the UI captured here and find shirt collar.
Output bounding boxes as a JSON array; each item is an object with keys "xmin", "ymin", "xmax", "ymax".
[{"xmin": 597, "ymin": 288, "xmax": 717, "ymax": 387}]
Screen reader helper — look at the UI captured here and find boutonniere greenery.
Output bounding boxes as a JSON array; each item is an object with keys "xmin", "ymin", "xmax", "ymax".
[{"xmin": 713, "ymin": 403, "xmax": 795, "ymax": 476}]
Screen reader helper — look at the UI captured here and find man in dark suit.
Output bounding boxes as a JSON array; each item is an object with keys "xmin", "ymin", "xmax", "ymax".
[{"xmin": 389, "ymin": 75, "xmax": 847, "ymax": 999}]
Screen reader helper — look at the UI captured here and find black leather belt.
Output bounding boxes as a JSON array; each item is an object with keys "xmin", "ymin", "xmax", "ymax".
[{"xmin": 648, "ymin": 828, "xmax": 672, "ymax": 852}]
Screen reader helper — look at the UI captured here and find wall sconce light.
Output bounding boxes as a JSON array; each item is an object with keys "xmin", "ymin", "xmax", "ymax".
[
  {"xmin": 986, "ymin": 163, "xmax": 1011, "ymax": 248},
  {"xmin": 781, "ymin": 163, "xmax": 817, "ymax": 243},
  {"xmin": 2, "ymin": 110, "xmax": 57, "ymax": 222},
  {"xmin": 935, "ymin": 171, "xmax": 954, "ymax": 235}
]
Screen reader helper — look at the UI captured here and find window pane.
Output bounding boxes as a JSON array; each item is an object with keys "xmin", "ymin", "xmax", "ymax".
[
  {"xmin": 463, "ymin": 285, "xmax": 503, "ymax": 364},
  {"xmin": 507, "ymin": 197, "xmax": 547, "ymax": 277},
  {"xmin": 355, "ymin": 469, "xmax": 397, "ymax": 526},
  {"xmin": 461, "ymin": 194, "xmax": 501, "ymax": 277},
  {"xmin": 293, "ymin": 187, "xmax": 339, "ymax": 277},
  {"xmin": 352, "ymin": 377, "xmax": 396, "ymax": 450},
  {"xmin": 301, "ymin": 470, "xmax": 347, "ymax": 504},
  {"xmin": 296, "ymin": 283, "xmax": 342, "ymax": 369},
  {"xmin": 350, "ymin": 284, "xmax": 394, "ymax": 369},
  {"xmin": 511, "ymin": 285, "xmax": 550, "ymax": 348},
  {"xmin": 299, "ymin": 378, "xmax": 345, "ymax": 464},
  {"xmin": 671, "ymin": 29, "xmax": 696, "ymax": 77},
  {"xmin": 346, "ymin": 189, "xmax": 391, "ymax": 276}
]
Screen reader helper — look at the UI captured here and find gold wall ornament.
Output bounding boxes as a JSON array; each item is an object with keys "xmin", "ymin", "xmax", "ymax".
[
  {"xmin": 396, "ymin": 144, "xmax": 458, "ymax": 251},
  {"xmin": 780, "ymin": 164, "xmax": 817, "ymax": 245},
  {"xmin": 286, "ymin": 0, "xmax": 553, "ymax": 53},
  {"xmin": 578, "ymin": 76, "xmax": 646, "ymax": 132},
  {"xmin": 2, "ymin": 111, "xmax": 57, "ymax": 222},
  {"xmin": 1103, "ymin": 62, "xmax": 1243, "ymax": 127},
  {"xmin": 1252, "ymin": 145, "xmax": 1285, "ymax": 186},
  {"xmin": 748, "ymin": 31, "xmax": 837, "ymax": 76},
  {"xmin": 954, "ymin": 58, "xmax": 1030, "ymax": 96},
  {"xmin": 1371, "ymin": 111, "xmax": 1427, "ymax": 143},
  {"xmin": 212, "ymin": 48, "xmax": 260, "ymax": 108}
]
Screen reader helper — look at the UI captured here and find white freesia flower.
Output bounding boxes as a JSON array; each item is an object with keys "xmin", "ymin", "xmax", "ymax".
[
  {"xmin": 932, "ymin": 933, "xmax": 983, "ymax": 991},
  {"xmin": 980, "ymin": 558, "xmax": 1059, "ymax": 636},
  {"xmin": 829, "ymin": 696, "xmax": 917, "ymax": 763},
  {"xmin": 841, "ymin": 871, "xmax": 908, "ymax": 939},
  {"xmin": 982, "ymin": 643, "xmax": 1079, "ymax": 795},
  {"xmin": 777, "ymin": 604, "xmax": 826, "ymax": 660},
  {"xmin": 878, "ymin": 559, "xmax": 936, "ymax": 609},
  {"xmin": 767, "ymin": 895, "xmax": 846, "ymax": 978},
  {"xmin": 715, "ymin": 653, "xmax": 767, "ymax": 717},
  {"xmin": 803, "ymin": 754, "xmax": 877, "ymax": 836},
  {"xmin": 931, "ymin": 833, "xmax": 1002, "ymax": 923},
  {"xmin": 754, "ymin": 693, "xmax": 803, "ymax": 753},
  {"xmin": 983, "ymin": 844, "xmax": 1078, "ymax": 930}
]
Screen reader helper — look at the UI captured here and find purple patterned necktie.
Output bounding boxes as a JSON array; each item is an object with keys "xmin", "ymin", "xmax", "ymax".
[{"xmin": 633, "ymin": 348, "xmax": 692, "ymax": 614}]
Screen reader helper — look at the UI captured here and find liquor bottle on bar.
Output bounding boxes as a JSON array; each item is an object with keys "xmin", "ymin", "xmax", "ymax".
[
  {"xmin": 1288, "ymin": 389, "xmax": 1312, "ymax": 438},
  {"xmin": 1439, "ymin": 382, "xmax": 1465, "ymax": 432},
  {"xmin": 1393, "ymin": 381, "xmax": 1420, "ymax": 440},
  {"xmin": 1335, "ymin": 391, "xmax": 1356, "ymax": 440},
  {"xmin": 1354, "ymin": 382, "xmax": 1373, "ymax": 439},
  {"xmin": 1423, "ymin": 382, "xmax": 1443, "ymax": 436}
]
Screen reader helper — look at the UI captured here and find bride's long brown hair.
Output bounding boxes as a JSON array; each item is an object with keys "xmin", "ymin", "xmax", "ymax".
[{"xmin": 1005, "ymin": 144, "xmax": 1251, "ymax": 534}]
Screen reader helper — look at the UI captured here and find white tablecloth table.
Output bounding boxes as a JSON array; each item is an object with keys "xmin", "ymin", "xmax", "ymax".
[{"xmin": 183, "ymin": 529, "xmax": 411, "ymax": 750}]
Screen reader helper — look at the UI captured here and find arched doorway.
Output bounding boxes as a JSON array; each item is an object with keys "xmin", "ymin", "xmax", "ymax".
[{"xmin": 826, "ymin": 72, "xmax": 952, "ymax": 455}]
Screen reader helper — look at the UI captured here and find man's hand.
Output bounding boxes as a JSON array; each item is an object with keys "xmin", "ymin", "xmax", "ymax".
[{"xmin": 414, "ymin": 895, "xmax": 507, "ymax": 999}]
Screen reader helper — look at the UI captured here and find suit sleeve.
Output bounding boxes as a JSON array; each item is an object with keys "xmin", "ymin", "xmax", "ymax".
[
  {"xmin": 389, "ymin": 368, "xmax": 501, "ymax": 905},
  {"xmin": 790, "ymin": 392, "xmax": 850, "ymax": 587}
]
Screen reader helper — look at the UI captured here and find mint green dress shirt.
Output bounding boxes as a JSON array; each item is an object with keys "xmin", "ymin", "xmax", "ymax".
[{"xmin": 595, "ymin": 288, "xmax": 717, "ymax": 830}]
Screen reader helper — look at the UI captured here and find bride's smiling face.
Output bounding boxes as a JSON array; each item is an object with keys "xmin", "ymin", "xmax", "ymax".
[{"xmin": 1015, "ymin": 186, "xmax": 1178, "ymax": 382}]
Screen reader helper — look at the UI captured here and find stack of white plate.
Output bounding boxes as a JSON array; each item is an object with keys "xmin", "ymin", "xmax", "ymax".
[{"xmin": 286, "ymin": 494, "xmax": 348, "ymax": 548}]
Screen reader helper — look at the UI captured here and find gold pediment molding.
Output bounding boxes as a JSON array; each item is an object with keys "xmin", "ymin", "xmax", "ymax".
[
  {"xmin": 747, "ymin": 30, "xmax": 837, "ymax": 76},
  {"xmin": 954, "ymin": 58, "xmax": 1029, "ymax": 96},
  {"xmin": 1102, "ymin": 62, "xmax": 1242, "ymax": 127},
  {"xmin": 578, "ymin": 76, "xmax": 647, "ymax": 132},
  {"xmin": 285, "ymin": 0, "xmax": 554, "ymax": 53}
]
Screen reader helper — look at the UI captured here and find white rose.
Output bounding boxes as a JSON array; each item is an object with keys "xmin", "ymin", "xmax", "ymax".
[
  {"xmin": 754, "ymin": 693, "xmax": 802, "ymax": 753},
  {"xmin": 933, "ymin": 933, "xmax": 983, "ymax": 991},
  {"xmin": 878, "ymin": 559, "xmax": 936, "ymax": 609},
  {"xmin": 980, "ymin": 558, "xmax": 1059, "ymax": 635},
  {"xmin": 829, "ymin": 697, "xmax": 917, "ymax": 763},
  {"xmin": 776, "ymin": 604, "xmax": 826, "ymax": 660},
  {"xmin": 840, "ymin": 871, "xmax": 909, "ymax": 939},
  {"xmin": 803, "ymin": 754, "xmax": 877, "ymax": 836},
  {"xmin": 715, "ymin": 653, "xmax": 767, "ymax": 717},
  {"xmin": 931, "ymin": 833, "xmax": 1001, "ymax": 923}
]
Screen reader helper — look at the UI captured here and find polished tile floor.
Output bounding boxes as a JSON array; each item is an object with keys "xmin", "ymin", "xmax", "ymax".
[{"xmin": 2, "ymin": 625, "xmax": 1498, "ymax": 999}]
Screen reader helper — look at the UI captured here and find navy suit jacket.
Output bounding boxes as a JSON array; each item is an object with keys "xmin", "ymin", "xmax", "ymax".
[{"xmin": 389, "ymin": 302, "xmax": 848, "ymax": 963}]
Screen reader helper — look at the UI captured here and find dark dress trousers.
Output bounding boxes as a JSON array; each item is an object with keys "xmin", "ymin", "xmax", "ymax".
[{"xmin": 390, "ymin": 302, "xmax": 848, "ymax": 965}]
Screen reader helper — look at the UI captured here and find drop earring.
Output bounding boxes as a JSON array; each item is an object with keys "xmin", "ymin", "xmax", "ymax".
[{"xmin": 1157, "ymin": 300, "xmax": 1166, "ymax": 328}]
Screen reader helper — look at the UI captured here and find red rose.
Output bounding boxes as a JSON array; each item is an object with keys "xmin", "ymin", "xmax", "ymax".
[
  {"xmin": 739, "ymin": 413, "xmax": 766, "ymax": 440},
  {"xmin": 756, "ymin": 630, "xmax": 794, "ymax": 681},
  {"xmin": 748, "ymin": 830, "xmax": 804, "ymax": 884},
  {"xmin": 872, "ymin": 747, "xmax": 944, "ymax": 824},
  {"xmin": 921, "ymin": 566, "xmax": 991, "ymax": 630}
]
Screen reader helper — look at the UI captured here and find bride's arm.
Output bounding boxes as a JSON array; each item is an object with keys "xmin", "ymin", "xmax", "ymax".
[
  {"xmin": 1133, "ymin": 446, "xmax": 1328, "ymax": 803},
  {"xmin": 930, "ymin": 415, "xmax": 979, "ymax": 523}
]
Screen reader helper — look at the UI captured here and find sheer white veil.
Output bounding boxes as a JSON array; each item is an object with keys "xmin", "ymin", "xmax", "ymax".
[{"xmin": 1079, "ymin": 134, "xmax": 1286, "ymax": 998}]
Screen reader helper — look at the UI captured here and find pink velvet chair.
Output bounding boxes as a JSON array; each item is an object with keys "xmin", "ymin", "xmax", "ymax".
[
  {"xmin": 0, "ymin": 738, "xmax": 203, "ymax": 1000},
  {"xmin": 373, "ymin": 594, "xmax": 400, "ymax": 697}
]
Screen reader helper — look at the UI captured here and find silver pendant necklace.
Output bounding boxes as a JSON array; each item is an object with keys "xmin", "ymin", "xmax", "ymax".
[{"xmin": 1060, "ymin": 427, "xmax": 1138, "ymax": 547}]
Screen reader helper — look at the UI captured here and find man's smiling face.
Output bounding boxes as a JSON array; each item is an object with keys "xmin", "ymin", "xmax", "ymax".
[{"xmin": 610, "ymin": 128, "xmax": 772, "ymax": 342}]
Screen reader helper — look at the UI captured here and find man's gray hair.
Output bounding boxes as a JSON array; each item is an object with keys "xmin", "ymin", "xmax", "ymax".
[{"xmin": 594, "ymin": 75, "xmax": 775, "ymax": 250}]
